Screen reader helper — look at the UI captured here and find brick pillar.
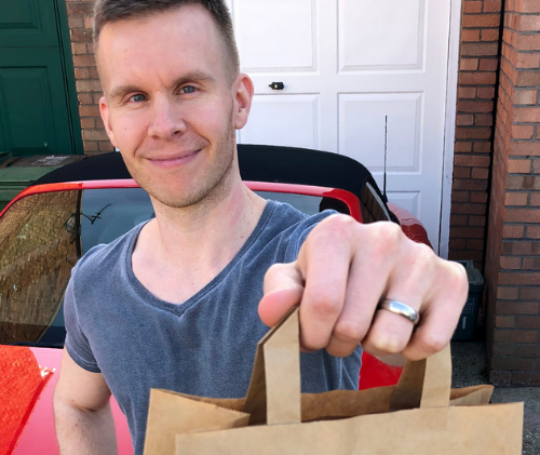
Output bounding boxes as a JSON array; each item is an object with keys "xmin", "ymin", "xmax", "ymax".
[
  {"xmin": 66, "ymin": 0, "xmax": 113, "ymax": 155},
  {"xmin": 450, "ymin": 0, "xmax": 503, "ymax": 270},
  {"xmin": 486, "ymin": 0, "xmax": 540, "ymax": 386}
]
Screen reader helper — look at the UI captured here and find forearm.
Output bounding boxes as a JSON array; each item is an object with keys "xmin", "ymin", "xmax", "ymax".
[{"xmin": 54, "ymin": 399, "xmax": 117, "ymax": 455}]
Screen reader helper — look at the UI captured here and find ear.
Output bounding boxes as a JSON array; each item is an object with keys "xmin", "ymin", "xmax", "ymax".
[
  {"xmin": 232, "ymin": 73, "xmax": 254, "ymax": 130},
  {"xmin": 99, "ymin": 96, "xmax": 118, "ymax": 147}
]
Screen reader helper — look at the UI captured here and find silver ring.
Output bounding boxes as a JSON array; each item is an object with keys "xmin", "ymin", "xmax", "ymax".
[{"xmin": 378, "ymin": 300, "xmax": 420, "ymax": 325}]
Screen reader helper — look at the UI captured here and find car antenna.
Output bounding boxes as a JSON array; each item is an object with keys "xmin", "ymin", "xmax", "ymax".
[{"xmin": 383, "ymin": 115, "xmax": 388, "ymax": 202}]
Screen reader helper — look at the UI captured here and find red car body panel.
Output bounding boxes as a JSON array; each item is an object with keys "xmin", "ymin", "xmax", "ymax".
[{"xmin": 1, "ymin": 179, "xmax": 430, "ymax": 455}]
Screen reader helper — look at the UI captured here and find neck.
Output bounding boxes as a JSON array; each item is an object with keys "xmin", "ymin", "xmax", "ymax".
[{"xmin": 132, "ymin": 169, "xmax": 267, "ymax": 303}]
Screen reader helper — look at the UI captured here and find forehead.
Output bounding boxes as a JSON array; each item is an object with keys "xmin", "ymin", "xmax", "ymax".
[{"xmin": 96, "ymin": 5, "xmax": 227, "ymax": 91}]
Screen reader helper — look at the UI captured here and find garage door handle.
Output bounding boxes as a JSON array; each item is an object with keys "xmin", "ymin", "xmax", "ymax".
[{"xmin": 269, "ymin": 82, "xmax": 285, "ymax": 90}]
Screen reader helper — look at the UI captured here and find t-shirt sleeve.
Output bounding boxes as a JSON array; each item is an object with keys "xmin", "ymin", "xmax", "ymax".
[{"xmin": 63, "ymin": 270, "xmax": 101, "ymax": 373}]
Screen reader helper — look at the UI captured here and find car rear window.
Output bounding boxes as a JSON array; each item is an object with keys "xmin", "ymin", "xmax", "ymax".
[{"xmin": 0, "ymin": 188, "xmax": 350, "ymax": 348}]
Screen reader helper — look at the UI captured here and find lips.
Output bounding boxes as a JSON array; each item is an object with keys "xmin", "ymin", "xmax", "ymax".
[{"xmin": 147, "ymin": 149, "xmax": 201, "ymax": 168}]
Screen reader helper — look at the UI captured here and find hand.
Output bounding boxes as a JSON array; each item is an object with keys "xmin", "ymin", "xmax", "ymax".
[{"xmin": 258, "ymin": 215, "xmax": 468, "ymax": 361}]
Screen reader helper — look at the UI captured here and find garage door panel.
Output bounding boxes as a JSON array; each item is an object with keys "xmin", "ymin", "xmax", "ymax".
[
  {"xmin": 235, "ymin": 0, "xmax": 316, "ymax": 71},
  {"xmin": 339, "ymin": 93, "xmax": 422, "ymax": 173},
  {"xmin": 239, "ymin": 94, "xmax": 319, "ymax": 149},
  {"xmin": 338, "ymin": 0, "xmax": 425, "ymax": 71}
]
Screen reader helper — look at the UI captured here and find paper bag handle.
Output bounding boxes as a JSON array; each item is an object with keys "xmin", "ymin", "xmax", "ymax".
[
  {"xmin": 390, "ymin": 344, "xmax": 452, "ymax": 411},
  {"xmin": 243, "ymin": 307, "xmax": 301, "ymax": 425}
]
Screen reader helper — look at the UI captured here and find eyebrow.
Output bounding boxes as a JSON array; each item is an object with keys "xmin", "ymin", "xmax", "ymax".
[{"xmin": 108, "ymin": 72, "xmax": 216, "ymax": 100}]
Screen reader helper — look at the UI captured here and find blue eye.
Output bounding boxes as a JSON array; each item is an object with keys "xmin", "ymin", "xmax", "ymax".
[
  {"xmin": 131, "ymin": 94, "xmax": 146, "ymax": 102},
  {"xmin": 181, "ymin": 86, "xmax": 196, "ymax": 94}
]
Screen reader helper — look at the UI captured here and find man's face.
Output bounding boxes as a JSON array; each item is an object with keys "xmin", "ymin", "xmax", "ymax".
[{"xmin": 97, "ymin": 5, "xmax": 252, "ymax": 208}]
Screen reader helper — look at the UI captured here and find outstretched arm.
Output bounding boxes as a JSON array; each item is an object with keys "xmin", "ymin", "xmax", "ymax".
[
  {"xmin": 259, "ymin": 215, "xmax": 468, "ymax": 361},
  {"xmin": 54, "ymin": 348, "xmax": 117, "ymax": 455}
]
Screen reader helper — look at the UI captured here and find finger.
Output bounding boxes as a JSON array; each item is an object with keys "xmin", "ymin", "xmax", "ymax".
[
  {"xmin": 296, "ymin": 216, "xmax": 354, "ymax": 351},
  {"xmin": 401, "ymin": 260, "xmax": 468, "ymax": 360},
  {"xmin": 361, "ymin": 243, "xmax": 434, "ymax": 357},
  {"xmin": 258, "ymin": 262, "xmax": 304, "ymax": 327},
  {"xmin": 324, "ymin": 242, "xmax": 392, "ymax": 357}
]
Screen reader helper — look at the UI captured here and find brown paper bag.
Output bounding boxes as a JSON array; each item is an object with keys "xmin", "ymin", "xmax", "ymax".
[{"xmin": 144, "ymin": 308, "xmax": 523, "ymax": 455}]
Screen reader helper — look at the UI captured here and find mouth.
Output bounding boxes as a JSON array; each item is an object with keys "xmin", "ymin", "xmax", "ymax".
[{"xmin": 148, "ymin": 149, "xmax": 201, "ymax": 168}]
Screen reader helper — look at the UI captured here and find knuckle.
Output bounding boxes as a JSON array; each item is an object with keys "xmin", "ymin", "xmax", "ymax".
[
  {"xmin": 370, "ymin": 221, "xmax": 402, "ymax": 253},
  {"xmin": 316, "ymin": 214, "xmax": 357, "ymax": 242},
  {"xmin": 415, "ymin": 331, "xmax": 447, "ymax": 356},
  {"xmin": 307, "ymin": 293, "xmax": 342, "ymax": 318},
  {"xmin": 333, "ymin": 319, "xmax": 365, "ymax": 344}
]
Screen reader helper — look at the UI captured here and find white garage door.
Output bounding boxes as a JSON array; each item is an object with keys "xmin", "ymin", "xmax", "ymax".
[{"xmin": 226, "ymin": 0, "xmax": 457, "ymax": 252}]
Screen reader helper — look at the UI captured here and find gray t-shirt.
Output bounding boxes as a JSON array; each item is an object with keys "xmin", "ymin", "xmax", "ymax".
[{"xmin": 64, "ymin": 200, "xmax": 362, "ymax": 454}]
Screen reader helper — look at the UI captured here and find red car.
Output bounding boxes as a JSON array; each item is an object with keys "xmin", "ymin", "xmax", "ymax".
[{"xmin": 0, "ymin": 145, "xmax": 430, "ymax": 455}]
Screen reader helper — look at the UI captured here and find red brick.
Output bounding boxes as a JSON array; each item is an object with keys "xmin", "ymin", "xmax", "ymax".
[
  {"xmin": 511, "ymin": 125, "xmax": 535, "ymax": 140},
  {"xmin": 76, "ymin": 80, "xmax": 102, "ymax": 92},
  {"xmin": 512, "ymin": 372, "xmax": 540, "ymax": 387},
  {"xmin": 470, "ymin": 192, "xmax": 488, "ymax": 203},
  {"xmin": 495, "ymin": 316, "xmax": 516, "ymax": 328},
  {"xmin": 509, "ymin": 142, "xmax": 540, "ymax": 157},
  {"xmin": 449, "ymin": 238, "xmax": 467, "ymax": 250},
  {"xmin": 520, "ymin": 289, "xmax": 540, "ymax": 301},
  {"xmin": 458, "ymin": 86, "xmax": 477, "ymax": 98},
  {"xmin": 79, "ymin": 105, "xmax": 100, "ymax": 117},
  {"xmin": 70, "ymin": 29, "xmax": 93, "ymax": 42},
  {"xmin": 523, "ymin": 257, "xmax": 540, "ymax": 269},
  {"xmin": 530, "ymin": 193, "xmax": 540, "ymax": 205},
  {"xmin": 514, "ymin": 14, "xmax": 540, "ymax": 31},
  {"xmin": 453, "ymin": 167, "xmax": 472, "ymax": 179},
  {"xmin": 80, "ymin": 118, "xmax": 95, "ymax": 129},
  {"xmin": 466, "ymin": 238, "xmax": 485, "ymax": 250},
  {"xmin": 68, "ymin": 16, "xmax": 84, "ymax": 29},
  {"xmin": 456, "ymin": 127, "xmax": 492, "ymax": 139},
  {"xmin": 459, "ymin": 71, "xmax": 498, "ymax": 85},
  {"xmin": 453, "ymin": 178, "xmax": 489, "ymax": 191},
  {"xmin": 462, "ymin": 13, "xmax": 501, "ymax": 28},
  {"xmin": 452, "ymin": 190, "xmax": 470, "ymax": 202},
  {"xmin": 458, "ymin": 100, "xmax": 495, "ymax": 113},
  {"xmin": 451, "ymin": 227, "xmax": 485, "ymax": 238},
  {"xmin": 492, "ymin": 344, "xmax": 515, "ymax": 356},
  {"xmin": 461, "ymin": 29, "xmax": 481, "ymax": 42},
  {"xmin": 515, "ymin": 0, "xmax": 540, "ymax": 13},
  {"xmin": 72, "ymin": 55, "xmax": 96, "ymax": 67},
  {"xmin": 484, "ymin": 0, "xmax": 502, "ymax": 12},
  {"xmin": 476, "ymin": 86, "xmax": 496, "ymax": 99},
  {"xmin": 472, "ymin": 168, "xmax": 490, "ymax": 179},
  {"xmin": 98, "ymin": 141, "xmax": 115, "ymax": 152},
  {"xmin": 469, "ymin": 215, "xmax": 486, "ymax": 226},
  {"xmin": 493, "ymin": 329, "xmax": 538, "ymax": 343},
  {"xmin": 481, "ymin": 29, "xmax": 500, "ymax": 42},
  {"xmin": 473, "ymin": 142, "xmax": 492, "ymax": 153},
  {"xmin": 505, "ymin": 192, "xmax": 528, "ymax": 205},
  {"xmin": 451, "ymin": 214, "xmax": 468, "ymax": 225},
  {"xmin": 83, "ymin": 141, "xmax": 99, "ymax": 152},
  {"xmin": 514, "ymin": 90, "xmax": 538, "ymax": 105},
  {"xmin": 502, "ymin": 225, "xmax": 524, "ymax": 238},
  {"xmin": 502, "ymin": 240, "xmax": 540, "ymax": 254},
  {"xmin": 527, "ymin": 225, "xmax": 540, "ymax": 238},
  {"xmin": 78, "ymin": 93, "xmax": 93, "ymax": 105},
  {"xmin": 500, "ymin": 256, "xmax": 522, "ymax": 269},
  {"xmin": 84, "ymin": 16, "xmax": 95, "ymax": 29},
  {"xmin": 514, "ymin": 107, "xmax": 540, "ymax": 122},
  {"xmin": 516, "ymin": 53, "xmax": 540, "ymax": 69},
  {"xmin": 496, "ymin": 301, "xmax": 539, "ymax": 314},
  {"xmin": 516, "ymin": 345, "xmax": 540, "ymax": 358},
  {"xmin": 463, "ymin": 1, "xmax": 483, "ymax": 13},
  {"xmin": 66, "ymin": 2, "xmax": 94, "ymax": 14},
  {"xmin": 533, "ymin": 160, "xmax": 540, "ymax": 173},
  {"xmin": 474, "ymin": 114, "xmax": 494, "ymax": 126},
  {"xmin": 455, "ymin": 141, "xmax": 473, "ymax": 152},
  {"xmin": 491, "ymin": 357, "xmax": 534, "ymax": 371},
  {"xmin": 457, "ymin": 114, "xmax": 474, "ymax": 126},
  {"xmin": 74, "ymin": 67, "xmax": 90, "ymax": 80},
  {"xmin": 499, "ymin": 271, "xmax": 540, "ymax": 285},
  {"xmin": 454, "ymin": 155, "xmax": 491, "ymax": 167},
  {"xmin": 452, "ymin": 200, "xmax": 487, "ymax": 213},
  {"xmin": 515, "ymin": 71, "xmax": 540, "ymax": 87},
  {"xmin": 507, "ymin": 175, "xmax": 540, "ymax": 190},
  {"xmin": 71, "ymin": 42, "xmax": 86, "ymax": 55},
  {"xmin": 82, "ymin": 129, "xmax": 109, "ymax": 141}
]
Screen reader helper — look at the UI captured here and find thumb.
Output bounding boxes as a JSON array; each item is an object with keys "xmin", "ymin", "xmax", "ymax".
[{"xmin": 258, "ymin": 262, "xmax": 304, "ymax": 327}]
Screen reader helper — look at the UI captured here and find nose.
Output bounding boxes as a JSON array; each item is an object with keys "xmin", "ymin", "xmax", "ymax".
[{"xmin": 147, "ymin": 95, "xmax": 186, "ymax": 139}]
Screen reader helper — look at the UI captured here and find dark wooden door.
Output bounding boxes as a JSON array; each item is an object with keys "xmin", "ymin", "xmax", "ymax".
[{"xmin": 0, "ymin": 0, "xmax": 80, "ymax": 157}]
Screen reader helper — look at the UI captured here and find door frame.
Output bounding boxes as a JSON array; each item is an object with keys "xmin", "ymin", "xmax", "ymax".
[
  {"xmin": 439, "ymin": 0, "xmax": 463, "ymax": 258},
  {"xmin": 54, "ymin": 0, "xmax": 84, "ymax": 155}
]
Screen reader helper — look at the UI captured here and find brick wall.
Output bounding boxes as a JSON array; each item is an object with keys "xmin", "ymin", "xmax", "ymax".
[
  {"xmin": 485, "ymin": 0, "xmax": 540, "ymax": 387},
  {"xmin": 449, "ymin": 0, "xmax": 503, "ymax": 270},
  {"xmin": 66, "ymin": 0, "xmax": 113, "ymax": 155}
]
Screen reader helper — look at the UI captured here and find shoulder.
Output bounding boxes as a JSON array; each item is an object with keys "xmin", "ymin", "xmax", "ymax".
[{"xmin": 70, "ymin": 222, "xmax": 144, "ymax": 287}]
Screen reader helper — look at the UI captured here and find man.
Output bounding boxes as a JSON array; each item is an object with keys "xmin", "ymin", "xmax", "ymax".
[{"xmin": 53, "ymin": 1, "xmax": 468, "ymax": 454}]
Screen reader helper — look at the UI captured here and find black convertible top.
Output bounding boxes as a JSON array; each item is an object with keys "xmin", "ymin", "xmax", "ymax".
[{"xmin": 33, "ymin": 144, "xmax": 387, "ymax": 206}]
